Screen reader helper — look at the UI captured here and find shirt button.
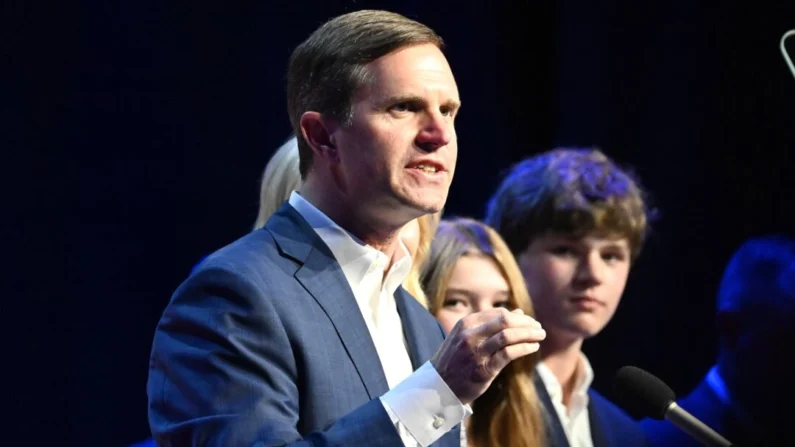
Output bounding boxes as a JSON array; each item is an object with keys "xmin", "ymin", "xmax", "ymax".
[{"xmin": 432, "ymin": 415, "xmax": 445, "ymax": 429}]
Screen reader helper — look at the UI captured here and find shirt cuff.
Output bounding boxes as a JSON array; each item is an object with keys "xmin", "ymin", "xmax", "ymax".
[{"xmin": 380, "ymin": 361, "xmax": 472, "ymax": 446}]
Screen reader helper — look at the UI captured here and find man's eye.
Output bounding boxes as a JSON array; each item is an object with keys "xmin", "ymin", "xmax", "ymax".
[
  {"xmin": 549, "ymin": 246, "xmax": 575, "ymax": 256},
  {"xmin": 390, "ymin": 102, "xmax": 419, "ymax": 113}
]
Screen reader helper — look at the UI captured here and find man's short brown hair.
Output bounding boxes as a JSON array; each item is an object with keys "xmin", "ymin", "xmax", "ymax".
[
  {"xmin": 286, "ymin": 10, "xmax": 444, "ymax": 178},
  {"xmin": 485, "ymin": 148, "xmax": 652, "ymax": 260}
]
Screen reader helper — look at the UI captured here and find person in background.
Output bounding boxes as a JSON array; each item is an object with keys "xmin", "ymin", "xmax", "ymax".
[
  {"xmin": 640, "ymin": 235, "xmax": 795, "ymax": 446},
  {"xmin": 421, "ymin": 217, "xmax": 546, "ymax": 447},
  {"xmin": 485, "ymin": 148, "xmax": 652, "ymax": 447}
]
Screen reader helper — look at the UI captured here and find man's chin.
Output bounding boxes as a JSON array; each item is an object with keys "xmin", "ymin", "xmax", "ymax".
[
  {"xmin": 398, "ymin": 195, "xmax": 445, "ymax": 215},
  {"xmin": 563, "ymin": 319, "xmax": 609, "ymax": 340}
]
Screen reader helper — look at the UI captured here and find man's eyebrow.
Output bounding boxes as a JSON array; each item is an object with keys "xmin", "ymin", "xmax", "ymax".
[
  {"xmin": 378, "ymin": 95, "xmax": 462, "ymax": 110},
  {"xmin": 379, "ymin": 94, "xmax": 425, "ymax": 107},
  {"xmin": 443, "ymin": 98, "xmax": 462, "ymax": 110}
]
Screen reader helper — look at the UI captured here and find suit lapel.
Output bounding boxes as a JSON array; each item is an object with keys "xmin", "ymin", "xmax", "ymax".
[
  {"xmin": 393, "ymin": 287, "xmax": 432, "ymax": 370},
  {"xmin": 533, "ymin": 375, "xmax": 571, "ymax": 447},
  {"xmin": 267, "ymin": 204, "xmax": 390, "ymax": 400},
  {"xmin": 587, "ymin": 392, "xmax": 610, "ymax": 447}
]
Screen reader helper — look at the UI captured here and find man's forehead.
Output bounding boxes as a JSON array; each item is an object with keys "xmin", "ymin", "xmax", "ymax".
[
  {"xmin": 362, "ymin": 79, "xmax": 460, "ymax": 109},
  {"xmin": 363, "ymin": 46, "xmax": 458, "ymax": 96}
]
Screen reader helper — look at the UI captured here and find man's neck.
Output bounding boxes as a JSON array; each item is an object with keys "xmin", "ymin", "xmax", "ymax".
[
  {"xmin": 541, "ymin": 333, "xmax": 585, "ymax": 407},
  {"xmin": 299, "ymin": 179, "xmax": 403, "ymax": 259}
]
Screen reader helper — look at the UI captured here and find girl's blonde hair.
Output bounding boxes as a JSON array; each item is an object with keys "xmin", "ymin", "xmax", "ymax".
[{"xmin": 422, "ymin": 217, "xmax": 545, "ymax": 447}]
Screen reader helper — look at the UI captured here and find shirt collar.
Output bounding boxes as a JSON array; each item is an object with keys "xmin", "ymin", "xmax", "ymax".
[
  {"xmin": 536, "ymin": 352, "xmax": 595, "ymax": 410},
  {"xmin": 288, "ymin": 192, "xmax": 412, "ymax": 300}
]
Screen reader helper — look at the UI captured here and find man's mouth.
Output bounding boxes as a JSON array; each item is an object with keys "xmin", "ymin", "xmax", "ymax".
[{"xmin": 412, "ymin": 164, "xmax": 440, "ymax": 173}]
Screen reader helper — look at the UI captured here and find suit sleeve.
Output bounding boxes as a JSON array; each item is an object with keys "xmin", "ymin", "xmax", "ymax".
[{"xmin": 147, "ymin": 266, "xmax": 403, "ymax": 447}]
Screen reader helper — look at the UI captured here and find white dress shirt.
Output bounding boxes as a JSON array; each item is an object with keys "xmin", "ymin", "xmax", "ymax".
[
  {"xmin": 289, "ymin": 192, "xmax": 470, "ymax": 446},
  {"xmin": 536, "ymin": 353, "xmax": 595, "ymax": 447}
]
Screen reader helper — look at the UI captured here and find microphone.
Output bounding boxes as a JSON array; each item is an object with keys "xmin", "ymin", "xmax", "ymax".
[{"xmin": 613, "ymin": 366, "xmax": 735, "ymax": 447}]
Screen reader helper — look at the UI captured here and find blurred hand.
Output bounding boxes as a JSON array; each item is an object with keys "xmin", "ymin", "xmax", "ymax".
[{"xmin": 431, "ymin": 308, "xmax": 545, "ymax": 405}]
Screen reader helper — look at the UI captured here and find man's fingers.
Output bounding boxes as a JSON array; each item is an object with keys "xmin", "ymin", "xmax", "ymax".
[
  {"xmin": 478, "ymin": 326, "xmax": 546, "ymax": 357},
  {"xmin": 486, "ymin": 342, "xmax": 542, "ymax": 374},
  {"xmin": 434, "ymin": 307, "xmax": 544, "ymax": 405},
  {"xmin": 465, "ymin": 309, "xmax": 542, "ymax": 342},
  {"xmin": 456, "ymin": 307, "xmax": 513, "ymax": 328}
]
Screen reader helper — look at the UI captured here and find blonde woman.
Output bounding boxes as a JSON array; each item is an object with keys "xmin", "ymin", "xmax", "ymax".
[
  {"xmin": 422, "ymin": 217, "xmax": 546, "ymax": 447},
  {"xmin": 252, "ymin": 136, "xmax": 303, "ymax": 230},
  {"xmin": 253, "ymin": 135, "xmax": 438, "ymax": 307}
]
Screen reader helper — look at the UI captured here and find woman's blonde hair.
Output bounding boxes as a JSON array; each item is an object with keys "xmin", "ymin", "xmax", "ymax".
[
  {"xmin": 253, "ymin": 136, "xmax": 437, "ymax": 308},
  {"xmin": 401, "ymin": 211, "xmax": 442, "ymax": 308},
  {"xmin": 421, "ymin": 217, "xmax": 545, "ymax": 447},
  {"xmin": 253, "ymin": 137, "xmax": 303, "ymax": 230}
]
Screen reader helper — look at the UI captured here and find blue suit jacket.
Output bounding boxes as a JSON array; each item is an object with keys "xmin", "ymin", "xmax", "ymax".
[
  {"xmin": 147, "ymin": 204, "xmax": 460, "ymax": 446},
  {"xmin": 534, "ymin": 376, "xmax": 649, "ymax": 447}
]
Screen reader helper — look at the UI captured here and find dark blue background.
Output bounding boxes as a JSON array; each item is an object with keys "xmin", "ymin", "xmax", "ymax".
[{"xmin": 6, "ymin": 1, "xmax": 794, "ymax": 445}]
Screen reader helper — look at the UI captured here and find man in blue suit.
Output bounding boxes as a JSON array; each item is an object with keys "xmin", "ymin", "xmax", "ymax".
[
  {"xmin": 147, "ymin": 9, "xmax": 547, "ymax": 447},
  {"xmin": 640, "ymin": 235, "xmax": 795, "ymax": 446}
]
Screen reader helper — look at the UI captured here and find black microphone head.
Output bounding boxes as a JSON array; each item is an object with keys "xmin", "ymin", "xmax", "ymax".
[{"xmin": 613, "ymin": 366, "xmax": 676, "ymax": 420}]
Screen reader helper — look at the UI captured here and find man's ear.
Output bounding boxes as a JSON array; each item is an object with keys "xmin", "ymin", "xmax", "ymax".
[
  {"xmin": 300, "ymin": 111, "xmax": 340, "ymax": 163},
  {"xmin": 717, "ymin": 310, "xmax": 742, "ymax": 349}
]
